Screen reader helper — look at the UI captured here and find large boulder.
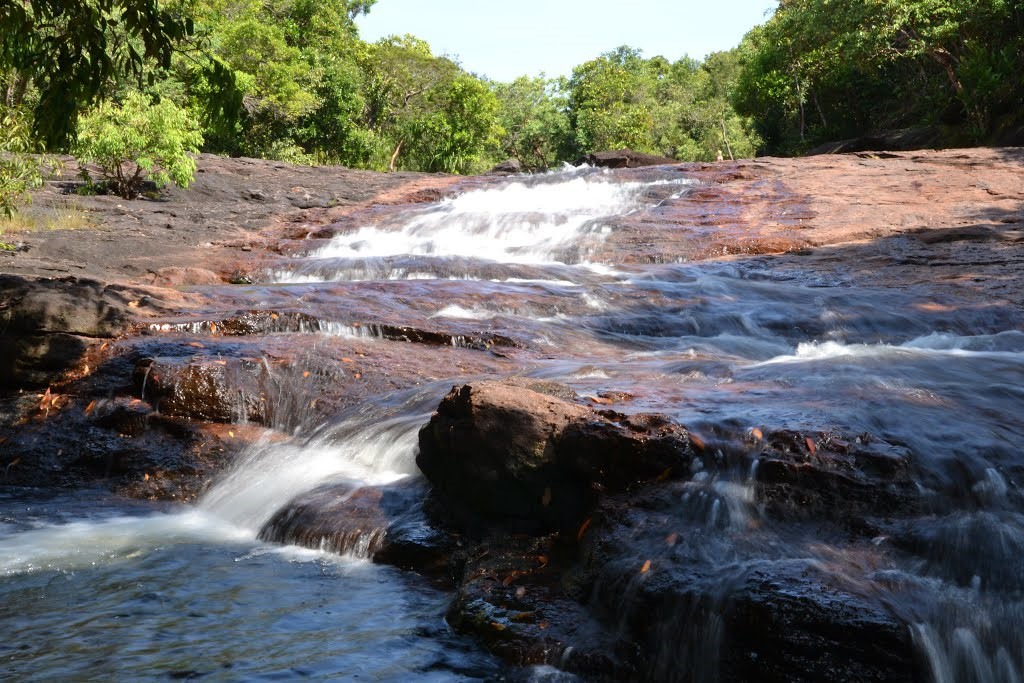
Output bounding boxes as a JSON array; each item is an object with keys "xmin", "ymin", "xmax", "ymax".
[
  {"xmin": 578, "ymin": 149, "xmax": 677, "ymax": 169},
  {"xmin": 0, "ymin": 275, "xmax": 136, "ymax": 387},
  {"xmin": 416, "ymin": 381, "xmax": 695, "ymax": 533}
]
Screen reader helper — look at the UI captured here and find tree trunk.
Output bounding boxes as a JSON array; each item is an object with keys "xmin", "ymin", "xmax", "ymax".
[
  {"xmin": 389, "ymin": 141, "xmax": 403, "ymax": 173},
  {"xmin": 795, "ymin": 74, "xmax": 806, "ymax": 141},
  {"xmin": 720, "ymin": 117, "xmax": 734, "ymax": 161}
]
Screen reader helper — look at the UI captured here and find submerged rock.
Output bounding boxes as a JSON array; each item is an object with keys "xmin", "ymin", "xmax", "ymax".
[{"xmin": 259, "ymin": 479, "xmax": 453, "ymax": 571}]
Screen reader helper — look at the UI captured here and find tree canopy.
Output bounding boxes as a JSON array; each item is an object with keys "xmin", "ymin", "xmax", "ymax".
[{"xmin": 3, "ymin": 0, "xmax": 1019, "ymax": 180}]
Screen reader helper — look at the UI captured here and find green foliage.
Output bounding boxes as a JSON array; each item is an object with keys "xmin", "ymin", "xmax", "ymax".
[
  {"xmin": 73, "ymin": 91, "xmax": 203, "ymax": 198},
  {"xmin": 491, "ymin": 76, "xmax": 572, "ymax": 171},
  {"xmin": 0, "ymin": 107, "xmax": 47, "ymax": 218},
  {"xmin": 565, "ymin": 46, "xmax": 760, "ymax": 162},
  {"xmin": 0, "ymin": 0, "xmax": 198, "ymax": 148},
  {"xmin": 734, "ymin": 0, "xmax": 1024, "ymax": 153}
]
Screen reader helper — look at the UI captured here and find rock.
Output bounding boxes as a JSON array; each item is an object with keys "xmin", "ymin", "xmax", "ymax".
[
  {"xmin": 487, "ymin": 159, "xmax": 523, "ymax": 175},
  {"xmin": 416, "ymin": 382, "xmax": 694, "ymax": 533},
  {"xmin": 133, "ymin": 356, "xmax": 267, "ymax": 423},
  {"xmin": 258, "ymin": 479, "xmax": 454, "ymax": 572},
  {"xmin": 0, "ymin": 275, "xmax": 135, "ymax": 387},
  {"xmin": 564, "ymin": 485, "xmax": 917, "ymax": 682},
  {"xmin": 805, "ymin": 127, "xmax": 942, "ymax": 155},
  {"xmin": 753, "ymin": 429, "xmax": 921, "ymax": 523},
  {"xmin": 577, "ymin": 149, "xmax": 676, "ymax": 169},
  {"xmin": 148, "ymin": 267, "xmax": 223, "ymax": 287},
  {"xmin": 0, "ymin": 275, "xmax": 134, "ymax": 337},
  {"xmin": 447, "ymin": 533, "xmax": 631, "ymax": 677}
]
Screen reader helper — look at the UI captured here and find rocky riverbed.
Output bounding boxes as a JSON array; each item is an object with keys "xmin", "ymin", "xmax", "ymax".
[{"xmin": 2, "ymin": 148, "xmax": 1023, "ymax": 681}]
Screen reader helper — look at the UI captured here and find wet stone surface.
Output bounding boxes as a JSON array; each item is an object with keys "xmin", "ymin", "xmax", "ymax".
[{"xmin": 2, "ymin": 149, "xmax": 1024, "ymax": 682}]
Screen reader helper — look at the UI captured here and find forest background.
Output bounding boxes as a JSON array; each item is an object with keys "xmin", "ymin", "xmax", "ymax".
[{"xmin": 2, "ymin": 0, "xmax": 1022, "ymax": 179}]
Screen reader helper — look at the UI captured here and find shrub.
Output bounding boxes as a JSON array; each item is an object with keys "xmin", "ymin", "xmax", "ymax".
[
  {"xmin": 74, "ymin": 92, "xmax": 203, "ymax": 198},
  {"xmin": 0, "ymin": 107, "xmax": 47, "ymax": 218}
]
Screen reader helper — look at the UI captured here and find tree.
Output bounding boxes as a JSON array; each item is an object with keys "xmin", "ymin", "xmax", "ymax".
[
  {"xmin": 73, "ymin": 91, "xmax": 203, "ymax": 197},
  {"xmin": 492, "ymin": 76, "xmax": 572, "ymax": 170},
  {"xmin": 0, "ymin": 106, "xmax": 48, "ymax": 217},
  {"xmin": 734, "ymin": 0, "xmax": 1024, "ymax": 153},
  {"xmin": 0, "ymin": 0, "xmax": 196, "ymax": 148}
]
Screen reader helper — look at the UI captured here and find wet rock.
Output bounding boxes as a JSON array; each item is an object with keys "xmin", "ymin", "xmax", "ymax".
[
  {"xmin": 578, "ymin": 149, "xmax": 677, "ymax": 169},
  {"xmin": 133, "ymin": 356, "xmax": 267, "ymax": 423},
  {"xmin": 487, "ymin": 159, "xmax": 523, "ymax": 175},
  {"xmin": 565, "ymin": 486, "xmax": 917, "ymax": 682},
  {"xmin": 753, "ymin": 429, "xmax": 921, "ymax": 522},
  {"xmin": 147, "ymin": 267, "xmax": 223, "ymax": 287},
  {"xmin": 0, "ymin": 275, "xmax": 135, "ymax": 387},
  {"xmin": 259, "ymin": 479, "xmax": 454, "ymax": 571},
  {"xmin": 447, "ymin": 533, "xmax": 631, "ymax": 677},
  {"xmin": 94, "ymin": 398, "xmax": 152, "ymax": 437},
  {"xmin": 416, "ymin": 382, "xmax": 694, "ymax": 533}
]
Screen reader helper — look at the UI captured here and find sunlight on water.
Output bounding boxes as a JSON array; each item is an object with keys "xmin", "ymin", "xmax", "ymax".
[{"xmin": 310, "ymin": 173, "xmax": 694, "ymax": 265}]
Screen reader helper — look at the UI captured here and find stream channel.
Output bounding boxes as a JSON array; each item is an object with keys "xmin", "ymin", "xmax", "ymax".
[{"xmin": 2, "ymin": 165, "xmax": 1024, "ymax": 681}]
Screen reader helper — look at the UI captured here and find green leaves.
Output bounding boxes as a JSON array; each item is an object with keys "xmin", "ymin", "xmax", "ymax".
[
  {"xmin": 733, "ymin": 0, "xmax": 1024, "ymax": 152},
  {"xmin": 0, "ymin": 107, "xmax": 48, "ymax": 218},
  {"xmin": 0, "ymin": 0, "xmax": 196, "ymax": 149},
  {"xmin": 73, "ymin": 91, "xmax": 203, "ymax": 198}
]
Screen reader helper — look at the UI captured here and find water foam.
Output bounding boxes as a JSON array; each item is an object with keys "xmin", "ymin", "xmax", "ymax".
[{"xmin": 311, "ymin": 174, "xmax": 693, "ymax": 265}]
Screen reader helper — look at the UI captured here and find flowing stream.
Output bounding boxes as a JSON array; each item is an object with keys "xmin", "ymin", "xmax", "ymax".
[{"xmin": 2, "ymin": 166, "xmax": 1023, "ymax": 681}]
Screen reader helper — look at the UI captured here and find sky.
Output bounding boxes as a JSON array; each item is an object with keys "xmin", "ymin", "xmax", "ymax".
[{"xmin": 356, "ymin": 0, "xmax": 779, "ymax": 82}]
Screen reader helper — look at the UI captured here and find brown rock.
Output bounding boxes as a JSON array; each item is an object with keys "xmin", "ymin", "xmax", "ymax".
[{"xmin": 416, "ymin": 382, "xmax": 694, "ymax": 533}]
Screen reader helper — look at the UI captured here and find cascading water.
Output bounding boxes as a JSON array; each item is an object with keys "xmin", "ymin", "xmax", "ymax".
[{"xmin": 2, "ymin": 165, "xmax": 1023, "ymax": 681}]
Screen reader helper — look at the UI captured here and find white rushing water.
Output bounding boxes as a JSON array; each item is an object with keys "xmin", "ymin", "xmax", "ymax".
[
  {"xmin": 0, "ymin": 419, "xmax": 422, "ymax": 576},
  {"xmin": 303, "ymin": 172, "xmax": 694, "ymax": 266}
]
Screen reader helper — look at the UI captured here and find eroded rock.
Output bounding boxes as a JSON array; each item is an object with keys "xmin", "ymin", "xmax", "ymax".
[
  {"xmin": 416, "ymin": 381, "xmax": 694, "ymax": 533},
  {"xmin": 259, "ymin": 479, "xmax": 453, "ymax": 571}
]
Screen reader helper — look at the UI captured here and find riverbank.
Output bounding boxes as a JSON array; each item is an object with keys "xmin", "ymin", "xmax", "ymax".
[{"xmin": 2, "ymin": 148, "xmax": 1023, "ymax": 681}]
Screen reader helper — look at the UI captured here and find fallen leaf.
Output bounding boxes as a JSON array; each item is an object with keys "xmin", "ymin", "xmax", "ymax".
[
  {"xmin": 502, "ymin": 575, "xmax": 516, "ymax": 586},
  {"xmin": 751, "ymin": 428, "xmax": 763, "ymax": 440},
  {"xmin": 536, "ymin": 555, "xmax": 549, "ymax": 567},
  {"xmin": 128, "ymin": 300, "xmax": 140, "ymax": 308},
  {"xmin": 577, "ymin": 517, "xmax": 592, "ymax": 541},
  {"xmin": 7, "ymin": 458, "xmax": 21, "ymax": 468},
  {"xmin": 228, "ymin": 431, "xmax": 235, "ymax": 438},
  {"xmin": 690, "ymin": 432, "xmax": 706, "ymax": 451},
  {"xmin": 188, "ymin": 342, "xmax": 205, "ymax": 348},
  {"xmin": 342, "ymin": 358, "xmax": 355, "ymax": 364},
  {"xmin": 805, "ymin": 437, "xmax": 817, "ymax": 455},
  {"xmin": 100, "ymin": 342, "xmax": 109, "ymax": 351},
  {"xmin": 590, "ymin": 396, "xmax": 612, "ymax": 405},
  {"xmin": 490, "ymin": 622, "xmax": 506, "ymax": 631},
  {"xmin": 270, "ymin": 313, "xmax": 279, "ymax": 320},
  {"xmin": 641, "ymin": 559, "xmax": 652, "ymax": 574},
  {"xmin": 82, "ymin": 364, "xmax": 89, "ymax": 374},
  {"xmin": 144, "ymin": 473, "xmax": 150, "ymax": 481},
  {"xmin": 303, "ymin": 371, "xmax": 311, "ymax": 378}
]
